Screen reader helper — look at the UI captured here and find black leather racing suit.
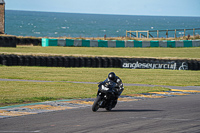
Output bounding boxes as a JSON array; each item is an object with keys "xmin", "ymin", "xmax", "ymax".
[
  {"xmin": 100, "ymin": 76, "xmax": 124, "ymax": 108},
  {"xmin": 102, "ymin": 76, "xmax": 124, "ymax": 97}
]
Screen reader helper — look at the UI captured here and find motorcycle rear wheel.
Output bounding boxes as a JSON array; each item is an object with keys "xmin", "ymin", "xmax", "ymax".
[{"xmin": 92, "ymin": 95, "xmax": 101, "ymax": 112}]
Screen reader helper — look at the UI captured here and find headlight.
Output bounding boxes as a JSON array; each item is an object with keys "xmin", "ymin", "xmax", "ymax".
[{"xmin": 101, "ymin": 85, "xmax": 109, "ymax": 91}]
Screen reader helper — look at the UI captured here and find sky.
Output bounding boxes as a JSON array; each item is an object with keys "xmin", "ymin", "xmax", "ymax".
[{"xmin": 4, "ymin": 0, "xmax": 200, "ymax": 17}]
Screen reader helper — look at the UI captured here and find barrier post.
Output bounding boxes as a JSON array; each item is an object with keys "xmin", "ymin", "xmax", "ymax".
[
  {"xmin": 157, "ymin": 30, "xmax": 159, "ymax": 38},
  {"xmin": 184, "ymin": 29, "xmax": 186, "ymax": 37},
  {"xmin": 175, "ymin": 29, "xmax": 177, "ymax": 38},
  {"xmin": 136, "ymin": 31, "xmax": 138, "ymax": 38},
  {"xmin": 166, "ymin": 30, "xmax": 168, "ymax": 38},
  {"xmin": 193, "ymin": 28, "xmax": 195, "ymax": 38}
]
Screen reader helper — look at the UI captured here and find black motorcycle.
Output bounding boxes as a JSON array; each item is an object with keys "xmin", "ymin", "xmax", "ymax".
[{"xmin": 92, "ymin": 80, "xmax": 119, "ymax": 112}]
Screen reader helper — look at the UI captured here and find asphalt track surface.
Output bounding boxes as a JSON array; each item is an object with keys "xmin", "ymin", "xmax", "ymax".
[{"xmin": 0, "ymin": 79, "xmax": 200, "ymax": 133}]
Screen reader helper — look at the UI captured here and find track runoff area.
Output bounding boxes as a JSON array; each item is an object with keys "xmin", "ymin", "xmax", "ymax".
[{"xmin": 0, "ymin": 79, "xmax": 199, "ymax": 118}]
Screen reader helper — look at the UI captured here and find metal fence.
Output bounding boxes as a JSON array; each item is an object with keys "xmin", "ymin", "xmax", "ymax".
[{"xmin": 126, "ymin": 28, "xmax": 200, "ymax": 38}]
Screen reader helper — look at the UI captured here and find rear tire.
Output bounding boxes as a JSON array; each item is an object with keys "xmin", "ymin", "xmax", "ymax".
[{"xmin": 92, "ymin": 96, "xmax": 101, "ymax": 112}]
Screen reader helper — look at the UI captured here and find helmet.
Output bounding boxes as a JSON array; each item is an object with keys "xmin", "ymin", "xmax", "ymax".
[{"xmin": 108, "ymin": 72, "xmax": 116, "ymax": 81}]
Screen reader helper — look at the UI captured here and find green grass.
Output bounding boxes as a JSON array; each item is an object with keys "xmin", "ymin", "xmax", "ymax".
[
  {"xmin": 0, "ymin": 66, "xmax": 199, "ymax": 86},
  {"xmin": 0, "ymin": 46, "xmax": 200, "ymax": 59},
  {"xmin": 0, "ymin": 66, "xmax": 199, "ymax": 106},
  {"xmin": 0, "ymin": 45, "xmax": 200, "ymax": 107},
  {"xmin": 0, "ymin": 81, "xmax": 96, "ymax": 106},
  {"xmin": 0, "ymin": 81, "xmax": 169, "ymax": 107}
]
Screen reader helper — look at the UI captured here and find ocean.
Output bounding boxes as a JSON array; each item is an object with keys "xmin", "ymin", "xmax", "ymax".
[{"xmin": 5, "ymin": 10, "xmax": 200, "ymax": 38}]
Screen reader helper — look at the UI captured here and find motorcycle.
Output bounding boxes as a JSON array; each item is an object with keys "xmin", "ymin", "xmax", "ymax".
[{"xmin": 92, "ymin": 80, "xmax": 119, "ymax": 112}]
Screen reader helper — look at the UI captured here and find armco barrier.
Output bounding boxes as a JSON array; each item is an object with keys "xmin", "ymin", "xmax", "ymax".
[
  {"xmin": 0, "ymin": 54, "xmax": 199, "ymax": 70},
  {"xmin": 42, "ymin": 38, "xmax": 200, "ymax": 48}
]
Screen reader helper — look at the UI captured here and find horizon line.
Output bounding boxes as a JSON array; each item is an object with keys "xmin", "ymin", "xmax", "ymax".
[{"xmin": 5, "ymin": 9, "xmax": 200, "ymax": 18}]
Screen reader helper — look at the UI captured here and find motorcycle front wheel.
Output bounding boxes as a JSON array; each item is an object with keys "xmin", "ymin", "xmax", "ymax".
[{"xmin": 92, "ymin": 95, "xmax": 102, "ymax": 112}]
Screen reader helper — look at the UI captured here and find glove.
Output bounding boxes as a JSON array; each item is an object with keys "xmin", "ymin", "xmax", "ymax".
[
  {"xmin": 118, "ymin": 87, "xmax": 124, "ymax": 96},
  {"xmin": 98, "ymin": 81, "xmax": 103, "ymax": 87}
]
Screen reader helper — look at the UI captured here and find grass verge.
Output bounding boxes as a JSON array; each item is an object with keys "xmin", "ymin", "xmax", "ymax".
[
  {"xmin": 0, "ymin": 66, "xmax": 199, "ymax": 106},
  {"xmin": 0, "ymin": 81, "xmax": 169, "ymax": 107},
  {"xmin": 0, "ymin": 46, "xmax": 200, "ymax": 59},
  {"xmin": 0, "ymin": 66, "xmax": 199, "ymax": 86}
]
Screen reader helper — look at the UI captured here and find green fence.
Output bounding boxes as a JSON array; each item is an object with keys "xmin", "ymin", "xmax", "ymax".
[
  {"xmin": 150, "ymin": 41, "xmax": 159, "ymax": 47},
  {"xmin": 42, "ymin": 38, "xmax": 200, "ymax": 48},
  {"xmin": 134, "ymin": 41, "xmax": 143, "ymax": 47}
]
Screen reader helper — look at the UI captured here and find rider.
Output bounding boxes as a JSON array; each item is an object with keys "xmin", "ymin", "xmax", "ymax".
[
  {"xmin": 102, "ymin": 72, "xmax": 124, "ymax": 109},
  {"xmin": 101, "ymin": 72, "xmax": 124, "ymax": 97}
]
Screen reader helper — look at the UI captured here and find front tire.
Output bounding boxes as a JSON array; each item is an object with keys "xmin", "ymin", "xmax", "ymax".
[{"xmin": 92, "ymin": 96, "xmax": 101, "ymax": 112}]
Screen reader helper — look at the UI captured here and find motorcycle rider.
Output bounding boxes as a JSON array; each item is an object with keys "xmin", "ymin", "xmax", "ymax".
[
  {"xmin": 107, "ymin": 72, "xmax": 124, "ymax": 96},
  {"xmin": 99, "ymin": 72, "xmax": 124, "ymax": 108}
]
